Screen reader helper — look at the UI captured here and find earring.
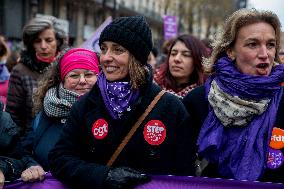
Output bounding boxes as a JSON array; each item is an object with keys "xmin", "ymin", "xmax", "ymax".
[{"xmin": 230, "ymin": 56, "xmax": 235, "ymax": 61}]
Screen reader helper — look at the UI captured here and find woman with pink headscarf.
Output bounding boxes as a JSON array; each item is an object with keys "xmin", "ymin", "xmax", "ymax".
[{"xmin": 23, "ymin": 47, "xmax": 100, "ymax": 172}]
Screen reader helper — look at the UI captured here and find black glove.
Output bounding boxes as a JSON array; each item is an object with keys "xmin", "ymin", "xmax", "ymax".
[
  {"xmin": 0, "ymin": 157, "xmax": 24, "ymax": 181},
  {"xmin": 104, "ymin": 167, "xmax": 151, "ymax": 189}
]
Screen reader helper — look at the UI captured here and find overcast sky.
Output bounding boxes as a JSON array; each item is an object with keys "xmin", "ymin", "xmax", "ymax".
[{"xmin": 247, "ymin": 0, "xmax": 284, "ymax": 31}]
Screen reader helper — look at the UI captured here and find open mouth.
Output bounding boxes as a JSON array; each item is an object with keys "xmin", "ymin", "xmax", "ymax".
[
  {"xmin": 255, "ymin": 63, "xmax": 270, "ymax": 75},
  {"xmin": 256, "ymin": 63, "xmax": 269, "ymax": 69}
]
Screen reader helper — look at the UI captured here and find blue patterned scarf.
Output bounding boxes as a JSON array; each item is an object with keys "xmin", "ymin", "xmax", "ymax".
[
  {"xmin": 97, "ymin": 73, "xmax": 139, "ymax": 120},
  {"xmin": 198, "ymin": 56, "xmax": 284, "ymax": 181}
]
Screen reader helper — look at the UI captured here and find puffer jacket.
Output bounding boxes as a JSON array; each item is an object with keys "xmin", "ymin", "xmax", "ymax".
[
  {"xmin": 0, "ymin": 102, "xmax": 38, "ymax": 181},
  {"xmin": 6, "ymin": 51, "xmax": 50, "ymax": 135}
]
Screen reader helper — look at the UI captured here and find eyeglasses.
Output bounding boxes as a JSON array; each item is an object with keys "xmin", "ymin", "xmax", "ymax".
[{"xmin": 66, "ymin": 72, "xmax": 97, "ymax": 84}]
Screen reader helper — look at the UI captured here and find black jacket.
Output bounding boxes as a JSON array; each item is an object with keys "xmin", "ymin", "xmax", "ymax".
[
  {"xmin": 0, "ymin": 102, "xmax": 38, "ymax": 181},
  {"xmin": 183, "ymin": 86, "xmax": 284, "ymax": 183},
  {"xmin": 49, "ymin": 76, "xmax": 196, "ymax": 189},
  {"xmin": 23, "ymin": 111, "xmax": 64, "ymax": 171}
]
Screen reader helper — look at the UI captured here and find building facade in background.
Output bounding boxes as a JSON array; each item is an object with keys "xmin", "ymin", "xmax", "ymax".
[
  {"xmin": 0, "ymin": 0, "xmax": 247, "ymax": 49},
  {"xmin": 1, "ymin": 0, "xmax": 168, "ymax": 48}
]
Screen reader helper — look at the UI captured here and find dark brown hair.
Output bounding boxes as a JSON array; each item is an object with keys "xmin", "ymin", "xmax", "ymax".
[{"xmin": 155, "ymin": 34, "xmax": 209, "ymax": 91}]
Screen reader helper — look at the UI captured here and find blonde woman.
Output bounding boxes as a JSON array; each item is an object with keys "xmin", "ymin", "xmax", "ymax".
[{"xmin": 183, "ymin": 9, "xmax": 284, "ymax": 182}]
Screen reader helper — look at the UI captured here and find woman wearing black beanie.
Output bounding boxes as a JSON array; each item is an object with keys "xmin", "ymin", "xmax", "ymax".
[{"xmin": 49, "ymin": 15, "xmax": 196, "ymax": 189}]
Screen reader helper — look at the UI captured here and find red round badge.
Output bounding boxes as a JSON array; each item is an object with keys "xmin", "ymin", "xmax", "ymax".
[
  {"xmin": 143, "ymin": 120, "xmax": 166, "ymax": 145},
  {"xmin": 92, "ymin": 119, "xmax": 108, "ymax": 139}
]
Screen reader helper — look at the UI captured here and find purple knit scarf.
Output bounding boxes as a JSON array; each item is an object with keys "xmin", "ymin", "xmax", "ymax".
[
  {"xmin": 198, "ymin": 56, "xmax": 284, "ymax": 181},
  {"xmin": 97, "ymin": 73, "xmax": 139, "ymax": 120}
]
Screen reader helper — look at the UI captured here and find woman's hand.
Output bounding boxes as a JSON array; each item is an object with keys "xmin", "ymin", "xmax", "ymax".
[
  {"xmin": 21, "ymin": 165, "xmax": 45, "ymax": 182},
  {"xmin": 0, "ymin": 169, "xmax": 5, "ymax": 189}
]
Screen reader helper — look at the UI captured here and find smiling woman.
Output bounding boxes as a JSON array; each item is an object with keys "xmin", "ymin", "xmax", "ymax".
[
  {"xmin": 64, "ymin": 70, "xmax": 97, "ymax": 95},
  {"xmin": 29, "ymin": 47, "xmax": 99, "ymax": 171},
  {"xmin": 183, "ymin": 8, "xmax": 284, "ymax": 183},
  {"xmin": 100, "ymin": 41, "xmax": 130, "ymax": 82},
  {"xmin": 49, "ymin": 15, "xmax": 197, "ymax": 189}
]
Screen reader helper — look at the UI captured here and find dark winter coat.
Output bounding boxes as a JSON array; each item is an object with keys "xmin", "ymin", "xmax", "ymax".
[
  {"xmin": 49, "ymin": 75, "xmax": 196, "ymax": 189},
  {"xmin": 23, "ymin": 111, "xmax": 64, "ymax": 171},
  {"xmin": 0, "ymin": 102, "xmax": 38, "ymax": 181},
  {"xmin": 182, "ymin": 86, "xmax": 284, "ymax": 183},
  {"xmin": 6, "ymin": 51, "xmax": 50, "ymax": 134}
]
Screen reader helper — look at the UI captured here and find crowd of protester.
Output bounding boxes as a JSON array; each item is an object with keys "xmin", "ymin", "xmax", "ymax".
[{"xmin": 0, "ymin": 8, "xmax": 284, "ymax": 189}]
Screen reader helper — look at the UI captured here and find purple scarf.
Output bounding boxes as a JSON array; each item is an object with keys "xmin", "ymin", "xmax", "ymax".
[
  {"xmin": 198, "ymin": 56, "xmax": 284, "ymax": 181},
  {"xmin": 98, "ymin": 73, "xmax": 139, "ymax": 120}
]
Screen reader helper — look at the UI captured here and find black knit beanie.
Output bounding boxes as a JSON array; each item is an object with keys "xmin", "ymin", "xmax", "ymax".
[{"xmin": 99, "ymin": 15, "xmax": 153, "ymax": 65}]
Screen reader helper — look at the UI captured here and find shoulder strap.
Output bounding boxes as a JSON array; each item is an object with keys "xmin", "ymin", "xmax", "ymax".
[
  {"xmin": 32, "ymin": 111, "xmax": 43, "ymax": 131},
  {"xmin": 33, "ymin": 112, "xmax": 51, "ymax": 147},
  {"xmin": 107, "ymin": 90, "xmax": 166, "ymax": 167}
]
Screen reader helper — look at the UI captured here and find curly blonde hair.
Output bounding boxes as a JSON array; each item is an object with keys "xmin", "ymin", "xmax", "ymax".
[{"xmin": 204, "ymin": 8, "xmax": 282, "ymax": 73}]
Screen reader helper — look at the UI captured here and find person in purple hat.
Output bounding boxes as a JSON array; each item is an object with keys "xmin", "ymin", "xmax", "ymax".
[
  {"xmin": 183, "ymin": 8, "xmax": 284, "ymax": 183},
  {"xmin": 49, "ymin": 15, "xmax": 196, "ymax": 189}
]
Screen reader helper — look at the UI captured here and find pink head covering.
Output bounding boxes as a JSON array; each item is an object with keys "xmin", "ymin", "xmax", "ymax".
[{"xmin": 60, "ymin": 48, "xmax": 100, "ymax": 80}]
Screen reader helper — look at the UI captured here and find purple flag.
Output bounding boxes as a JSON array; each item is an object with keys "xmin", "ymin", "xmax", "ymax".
[
  {"xmin": 136, "ymin": 175, "xmax": 284, "ymax": 189},
  {"xmin": 163, "ymin": 15, "xmax": 178, "ymax": 40},
  {"xmin": 80, "ymin": 16, "xmax": 112, "ymax": 53},
  {"xmin": 4, "ymin": 173, "xmax": 69, "ymax": 189}
]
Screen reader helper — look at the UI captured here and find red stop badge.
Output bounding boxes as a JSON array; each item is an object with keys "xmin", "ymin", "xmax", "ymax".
[
  {"xmin": 143, "ymin": 120, "xmax": 166, "ymax": 145},
  {"xmin": 92, "ymin": 119, "xmax": 108, "ymax": 139}
]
